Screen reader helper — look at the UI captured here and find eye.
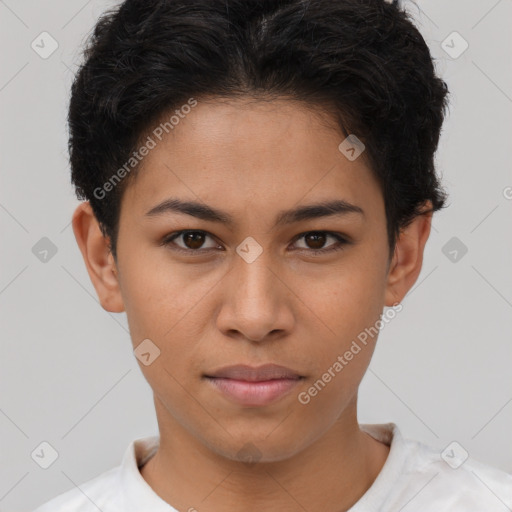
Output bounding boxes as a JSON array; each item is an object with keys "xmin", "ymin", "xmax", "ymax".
[
  {"xmin": 291, "ymin": 231, "xmax": 349, "ymax": 254},
  {"xmin": 161, "ymin": 230, "xmax": 350, "ymax": 255},
  {"xmin": 161, "ymin": 230, "xmax": 221, "ymax": 253}
]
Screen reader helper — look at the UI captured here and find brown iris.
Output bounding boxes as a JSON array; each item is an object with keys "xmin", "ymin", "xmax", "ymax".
[
  {"xmin": 303, "ymin": 232, "xmax": 327, "ymax": 249},
  {"xmin": 182, "ymin": 231, "xmax": 206, "ymax": 249}
]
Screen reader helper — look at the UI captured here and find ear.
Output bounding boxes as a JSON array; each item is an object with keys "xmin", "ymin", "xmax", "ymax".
[
  {"xmin": 71, "ymin": 201, "xmax": 125, "ymax": 313},
  {"xmin": 384, "ymin": 201, "xmax": 433, "ymax": 307}
]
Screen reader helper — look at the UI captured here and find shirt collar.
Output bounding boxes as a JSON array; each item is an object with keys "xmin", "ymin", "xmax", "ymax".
[
  {"xmin": 118, "ymin": 423, "xmax": 402, "ymax": 511},
  {"xmin": 119, "ymin": 434, "xmax": 177, "ymax": 511},
  {"xmin": 348, "ymin": 422, "xmax": 408, "ymax": 511}
]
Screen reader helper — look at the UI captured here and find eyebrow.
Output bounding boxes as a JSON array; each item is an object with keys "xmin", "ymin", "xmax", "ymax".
[{"xmin": 145, "ymin": 197, "xmax": 365, "ymax": 228}]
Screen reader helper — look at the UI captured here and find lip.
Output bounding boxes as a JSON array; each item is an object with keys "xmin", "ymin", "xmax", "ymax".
[
  {"xmin": 204, "ymin": 364, "xmax": 304, "ymax": 407},
  {"xmin": 205, "ymin": 363, "xmax": 302, "ymax": 381}
]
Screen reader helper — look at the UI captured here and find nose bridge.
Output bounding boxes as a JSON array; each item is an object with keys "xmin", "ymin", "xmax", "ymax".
[
  {"xmin": 233, "ymin": 245, "xmax": 277, "ymax": 310},
  {"xmin": 217, "ymin": 244, "xmax": 292, "ymax": 341}
]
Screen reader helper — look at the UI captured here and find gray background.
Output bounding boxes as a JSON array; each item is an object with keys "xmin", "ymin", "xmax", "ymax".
[{"xmin": 1, "ymin": 0, "xmax": 511, "ymax": 510}]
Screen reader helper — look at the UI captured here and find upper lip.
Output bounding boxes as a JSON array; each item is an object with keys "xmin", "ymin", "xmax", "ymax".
[{"xmin": 205, "ymin": 364, "xmax": 302, "ymax": 381}]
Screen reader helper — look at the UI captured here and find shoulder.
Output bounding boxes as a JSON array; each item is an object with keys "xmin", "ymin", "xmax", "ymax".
[
  {"xmin": 359, "ymin": 423, "xmax": 512, "ymax": 512},
  {"xmin": 32, "ymin": 435, "xmax": 161, "ymax": 512},
  {"xmin": 32, "ymin": 465, "xmax": 122, "ymax": 512},
  {"xmin": 400, "ymin": 436, "xmax": 512, "ymax": 511}
]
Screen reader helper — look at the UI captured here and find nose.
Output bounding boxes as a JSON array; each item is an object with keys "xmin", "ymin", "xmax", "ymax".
[{"xmin": 216, "ymin": 251, "xmax": 295, "ymax": 343}]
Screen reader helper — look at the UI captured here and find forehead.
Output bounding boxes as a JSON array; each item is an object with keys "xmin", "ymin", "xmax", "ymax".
[{"xmin": 121, "ymin": 98, "xmax": 382, "ymax": 220}]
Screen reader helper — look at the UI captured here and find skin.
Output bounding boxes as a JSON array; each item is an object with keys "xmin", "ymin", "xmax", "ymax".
[{"xmin": 72, "ymin": 97, "xmax": 432, "ymax": 512}]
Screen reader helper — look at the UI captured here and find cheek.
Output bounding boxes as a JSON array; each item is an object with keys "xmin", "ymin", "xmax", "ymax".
[
  {"xmin": 119, "ymin": 257, "xmax": 222, "ymax": 398},
  {"xmin": 119, "ymin": 252, "xmax": 214, "ymax": 343},
  {"xmin": 296, "ymin": 294, "xmax": 378, "ymax": 422},
  {"xmin": 293, "ymin": 260, "xmax": 385, "ymax": 392},
  {"xmin": 301, "ymin": 262, "xmax": 384, "ymax": 343}
]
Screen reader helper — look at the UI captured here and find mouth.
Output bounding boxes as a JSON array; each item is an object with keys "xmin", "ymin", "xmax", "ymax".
[{"xmin": 203, "ymin": 364, "xmax": 305, "ymax": 407}]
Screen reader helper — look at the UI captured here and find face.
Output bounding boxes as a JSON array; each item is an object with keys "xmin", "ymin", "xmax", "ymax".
[{"xmin": 75, "ymin": 97, "xmax": 429, "ymax": 463}]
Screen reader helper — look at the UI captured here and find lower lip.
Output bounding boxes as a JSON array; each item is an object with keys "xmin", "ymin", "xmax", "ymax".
[{"xmin": 205, "ymin": 377, "xmax": 301, "ymax": 406}]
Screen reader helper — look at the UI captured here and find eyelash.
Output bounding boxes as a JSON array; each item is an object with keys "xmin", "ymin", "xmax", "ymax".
[{"xmin": 160, "ymin": 230, "xmax": 350, "ymax": 256}]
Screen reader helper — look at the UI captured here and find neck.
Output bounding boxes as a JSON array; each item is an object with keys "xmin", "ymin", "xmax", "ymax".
[{"xmin": 140, "ymin": 394, "xmax": 390, "ymax": 512}]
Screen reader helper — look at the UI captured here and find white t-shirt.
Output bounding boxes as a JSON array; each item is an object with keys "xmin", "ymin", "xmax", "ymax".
[{"xmin": 32, "ymin": 422, "xmax": 512, "ymax": 511}]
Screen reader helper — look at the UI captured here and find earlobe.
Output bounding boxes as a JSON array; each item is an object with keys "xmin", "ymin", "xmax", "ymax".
[
  {"xmin": 384, "ymin": 202, "xmax": 433, "ymax": 307},
  {"xmin": 71, "ymin": 201, "xmax": 125, "ymax": 313}
]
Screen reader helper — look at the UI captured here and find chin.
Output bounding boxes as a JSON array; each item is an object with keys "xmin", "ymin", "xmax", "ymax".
[{"xmin": 203, "ymin": 426, "xmax": 308, "ymax": 465}]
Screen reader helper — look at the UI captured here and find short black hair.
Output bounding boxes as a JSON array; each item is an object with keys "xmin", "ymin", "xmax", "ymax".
[{"xmin": 68, "ymin": 0, "xmax": 450, "ymax": 263}]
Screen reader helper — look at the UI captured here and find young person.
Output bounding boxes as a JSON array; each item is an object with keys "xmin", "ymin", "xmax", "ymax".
[{"xmin": 34, "ymin": 0, "xmax": 512, "ymax": 510}]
